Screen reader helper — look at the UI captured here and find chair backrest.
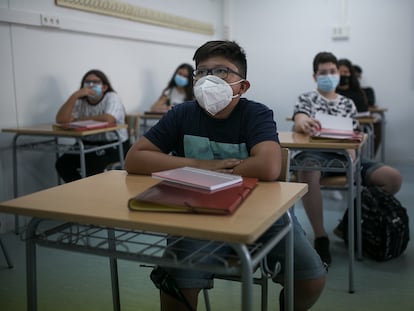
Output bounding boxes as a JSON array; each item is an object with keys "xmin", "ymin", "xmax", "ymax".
[
  {"xmin": 278, "ymin": 147, "xmax": 290, "ymax": 182},
  {"xmin": 125, "ymin": 114, "xmax": 139, "ymax": 145}
]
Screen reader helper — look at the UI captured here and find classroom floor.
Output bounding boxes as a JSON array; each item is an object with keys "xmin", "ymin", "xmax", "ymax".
[{"xmin": 0, "ymin": 164, "xmax": 413, "ymax": 311}]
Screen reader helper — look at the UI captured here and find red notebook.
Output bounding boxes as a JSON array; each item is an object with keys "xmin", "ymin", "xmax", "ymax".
[
  {"xmin": 128, "ymin": 177, "xmax": 258, "ymax": 215},
  {"xmin": 54, "ymin": 120, "xmax": 113, "ymax": 131}
]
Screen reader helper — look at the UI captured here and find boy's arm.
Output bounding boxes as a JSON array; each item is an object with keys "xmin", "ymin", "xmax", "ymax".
[
  {"xmin": 293, "ymin": 113, "xmax": 321, "ymax": 135},
  {"xmin": 231, "ymin": 141, "xmax": 281, "ymax": 182},
  {"xmin": 124, "ymin": 136, "xmax": 242, "ymax": 175}
]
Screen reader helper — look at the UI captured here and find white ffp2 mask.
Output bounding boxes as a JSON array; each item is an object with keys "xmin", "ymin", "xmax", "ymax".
[{"xmin": 193, "ymin": 75, "xmax": 243, "ymax": 115}]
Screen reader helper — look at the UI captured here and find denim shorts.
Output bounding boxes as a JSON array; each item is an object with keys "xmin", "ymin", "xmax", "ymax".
[
  {"xmin": 162, "ymin": 213, "xmax": 326, "ymax": 289},
  {"xmin": 293, "ymin": 151, "xmax": 384, "ymax": 187}
]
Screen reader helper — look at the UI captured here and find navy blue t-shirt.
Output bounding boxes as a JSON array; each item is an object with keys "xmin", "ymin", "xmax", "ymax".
[{"xmin": 144, "ymin": 98, "xmax": 279, "ymax": 160}]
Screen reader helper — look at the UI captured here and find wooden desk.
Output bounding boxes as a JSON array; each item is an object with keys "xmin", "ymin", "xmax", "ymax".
[
  {"xmin": 128, "ymin": 112, "xmax": 165, "ymax": 139},
  {"xmin": 0, "ymin": 170, "xmax": 307, "ymax": 311},
  {"xmin": 369, "ymin": 106, "xmax": 388, "ymax": 161},
  {"xmin": 2, "ymin": 124, "xmax": 127, "ymax": 232},
  {"xmin": 279, "ymin": 131, "xmax": 366, "ymax": 293}
]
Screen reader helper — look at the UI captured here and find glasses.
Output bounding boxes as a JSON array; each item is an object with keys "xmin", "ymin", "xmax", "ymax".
[
  {"xmin": 193, "ymin": 67, "xmax": 243, "ymax": 80},
  {"xmin": 83, "ymin": 80, "xmax": 102, "ymax": 86}
]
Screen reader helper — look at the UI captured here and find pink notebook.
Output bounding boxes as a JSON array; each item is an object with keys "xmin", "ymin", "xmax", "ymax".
[
  {"xmin": 152, "ymin": 167, "xmax": 243, "ymax": 191},
  {"xmin": 55, "ymin": 120, "xmax": 112, "ymax": 131}
]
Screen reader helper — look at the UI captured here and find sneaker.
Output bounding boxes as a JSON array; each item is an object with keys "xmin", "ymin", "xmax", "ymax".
[
  {"xmin": 314, "ymin": 236, "xmax": 332, "ymax": 265},
  {"xmin": 333, "ymin": 222, "xmax": 345, "ymax": 239},
  {"xmin": 325, "ymin": 190, "xmax": 343, "ymax": 201}
]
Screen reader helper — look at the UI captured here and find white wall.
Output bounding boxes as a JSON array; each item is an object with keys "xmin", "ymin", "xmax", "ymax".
[{"xmin": 228, "ymin": 0, "xmax": 414, "ymax": 165}]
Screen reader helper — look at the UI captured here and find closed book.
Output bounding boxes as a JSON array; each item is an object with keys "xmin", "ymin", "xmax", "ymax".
[
  {"xmin": 152, "ymin": 167, "xmax": 243, "ymax": 191},
  {"xmin": 54, "ymin": 120, "xmax": 113, "ymax": 131},
  {"xmin": 128, "ymin": 177, "xmax": 258, "ymax": 215}
]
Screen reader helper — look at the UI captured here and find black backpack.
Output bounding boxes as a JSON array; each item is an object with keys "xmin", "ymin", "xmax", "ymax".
[{"xmin": 336, "ymin": 186, "xmax": 410, "ymax": 261}]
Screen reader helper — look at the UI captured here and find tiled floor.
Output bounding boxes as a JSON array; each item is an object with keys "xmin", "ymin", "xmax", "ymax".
[{"xmin": 0, "ymin": 164, "xmax": 413, "ymax": 310}]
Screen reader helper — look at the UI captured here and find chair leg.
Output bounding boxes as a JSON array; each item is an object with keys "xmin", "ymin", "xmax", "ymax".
[
  {"xmin": 203, "ymin": 288, "xmax": 212, "ymax": 311},
  {"xmin": 0, "ymin": 237, "xmax": 13, "ymax": 269}
]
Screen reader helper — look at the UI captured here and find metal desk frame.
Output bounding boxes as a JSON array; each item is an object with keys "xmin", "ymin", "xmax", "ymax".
[
  {"xmin": 24, "ymin": 212, "xmax": 293, "ymax": 311},
  {"xmin": 3, "ymin": 125, "xmax": 125, "ymax": 232},
  {"xmin": 280, "ymin": 132, "xmax": 365, "ymax": 293}
]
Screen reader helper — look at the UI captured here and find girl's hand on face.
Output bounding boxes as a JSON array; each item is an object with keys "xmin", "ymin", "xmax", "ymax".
[{"xmin": 77, "ymin": 86, "xmax": 98, "ymax": 98}]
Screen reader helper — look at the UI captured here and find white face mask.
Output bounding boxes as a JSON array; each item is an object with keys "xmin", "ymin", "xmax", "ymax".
[{"xmin": 193, "ymin": 75, "xmax": 243, "ymax": 115}]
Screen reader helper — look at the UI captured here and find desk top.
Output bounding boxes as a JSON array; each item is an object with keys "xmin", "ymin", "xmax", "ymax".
[
  {"xmin": 357, "ymin": 115, "xmax": 380, "ymax": 124},
  {"xmin": 279, "ymin": 131, "xmax": 366, "ymax": 150},
  {"xmin": 368, "ymin": 106, "xmax": 388, "ymax": 113},
  {"xmin": 129, "ymin": 112, "xmax": 165, "ymax": 119},
  {"xmin": 2, "ymin": 124, "xmax": 127, "ymax": 137},
  {"xmin": 0, "ymin": 170, "xmax": 307, "ymax": 244}
]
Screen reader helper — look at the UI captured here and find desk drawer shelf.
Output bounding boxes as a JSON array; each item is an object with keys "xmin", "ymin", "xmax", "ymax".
[{"xmin": 28, "ymin": 220, "xmax": 278, "ymax": 278}]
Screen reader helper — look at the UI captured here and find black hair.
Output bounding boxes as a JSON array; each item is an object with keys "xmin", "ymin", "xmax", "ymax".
[
  {"xmin": 80, "ymin": 69, "xmax": 115, "ymax": 94},
  {"xmin": 338, "ymin": 58, "xmax": 361, "ymax": 91},
  {"xmin": 164, "ymin": 63, "xmax": 194, "ymax": 101},
  {"xmin": 353, "ymin": 64, "xmax": 362, "ymax": 75},
  {"xmin": 193, "ymin": 40, "xmax": 247, "ymax": 78},
  {"xmin": 313, "ymin": 52, "xmax": 338, "ymax": 74}
]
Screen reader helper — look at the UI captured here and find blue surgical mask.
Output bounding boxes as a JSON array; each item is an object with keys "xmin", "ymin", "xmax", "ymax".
[
  {"xmin": 174, "ymin": 74, "xmax": 189, "ymax": 87},
  {"xmin": 87, "ymin": 85, "xmax": 103, "ymax": 100},
  {"xmin": 317, "ymin": 74, "xmax": 339, "ymax": 93}
]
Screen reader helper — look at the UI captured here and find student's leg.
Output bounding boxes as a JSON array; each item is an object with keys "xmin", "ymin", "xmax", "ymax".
[
  {"xmin": 263, "ymin": 216, "xmax": 326, "ymax": 310},
  {"xmin": 362, "ymin": 159, "xmax": 402, "ymax": 195},
  {"xmin": 160, "ymin": 288, "xmax": 200, "ymax": 311},
  {"xmin": 297, "ymin": 170, "xmax": 327, "ymax": 237},
  {"xmin": 155, "ymin": 237, "xmax": 226, "ymax": 311},
  {"xmin": 55, "ymin": 153, "xmax": 82, "ymax": 183}
]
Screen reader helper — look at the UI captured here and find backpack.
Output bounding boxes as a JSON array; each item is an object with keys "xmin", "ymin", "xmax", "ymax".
[{"xmin": 336, "ymin": 186, "xmax": 410, "ymax": 261}]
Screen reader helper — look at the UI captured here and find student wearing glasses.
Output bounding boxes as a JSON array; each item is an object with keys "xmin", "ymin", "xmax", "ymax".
[
  {"xmin": 125, "ymin": 40, "xmax": 326, "ymax": 311},
  {"xmin": 150, "ymin": 63, "xmax": 195, "ymax": 112},
  {"xmin": 55, "ymin": 69, "xmax": 128, "ymax": 183}
]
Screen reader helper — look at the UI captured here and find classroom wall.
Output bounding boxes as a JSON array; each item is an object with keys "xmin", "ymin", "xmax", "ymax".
[
  {"xmin": 1, "ymin": 0, "xmax": 413, "ymax": 232},
  {"xmin": 227, "ymin": 0, "xmax": 414, "ymax": 165}
]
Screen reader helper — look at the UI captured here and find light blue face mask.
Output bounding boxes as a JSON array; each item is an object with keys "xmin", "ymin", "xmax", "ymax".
[
  {"xmin": 317, "ymin": 74, "xmax": 339, "ymax": 93},
  {"xmin": 87, "ymin": 85, "xmax": 103, "ymax": 100},
  {"xmin": 174, "ymin": 74, "xmax": 189, "ymax": 87}
]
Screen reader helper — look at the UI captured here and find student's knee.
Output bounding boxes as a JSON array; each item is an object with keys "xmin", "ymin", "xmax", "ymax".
[
  {"xmin": 293, "ymin": 276, "xmax": 325, "ymax": 310},
  {"xmin": 369, "ymin": 165, "xmax": 402, "ymax": 195}
]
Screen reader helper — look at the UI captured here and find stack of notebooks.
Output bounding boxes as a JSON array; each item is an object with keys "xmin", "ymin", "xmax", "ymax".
[
  {"xmin": 311, "ymin": 113, "xmax": 363, "ymax": 142},
  {"xmin": 128, "ymin": 167, "xmax": 258, "ymax": 215},
  {"xmin": 54, "ymin": 120, "xmax": 114, "ymax": 131}
]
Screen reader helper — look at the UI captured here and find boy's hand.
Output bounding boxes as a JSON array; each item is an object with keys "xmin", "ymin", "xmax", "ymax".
[
  {"xmin": 202, "ymin": 159, "xmax": 242, "ymax": 174},
  {"xmin": 295, "ymin": 116, "xmax": 321, "ymax": 135}
]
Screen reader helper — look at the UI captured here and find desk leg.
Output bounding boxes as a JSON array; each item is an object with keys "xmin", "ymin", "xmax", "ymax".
[
  {"xmin": 231, "ymin": 244, "xmax": 253, "ymax": 311},
  {"xmin": 26, "ymin": 219, "xmax": 42, "ymax": 311},
  {"xmin": 284, "ymin": 211, "xmax": 294, "ymax": 311},
  {"xmin": 12, "ymin": 134, "xmax": 20, "ymax": 234},
  {"xmin": 345, "ymin": 153, "xmax": 355, "ymax": 294},
  {"xmin": 355, "ymin": 155, "xmax": 362, "ymax": 260},
  {"xmin": 380, "ymin": 113, "xmax": 386, "ymax": 162},
  {"xmin": 76, "ymin": 139, "xmax": 86, "ymax": 178},
  {"xmin": 108, "ymin": 229, "xmax": 121, "ymax": 311}
]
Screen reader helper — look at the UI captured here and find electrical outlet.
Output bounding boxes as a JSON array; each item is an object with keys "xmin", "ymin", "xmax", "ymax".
[
  {"xmin": 332, "ymin": 25, "xmax": 350, "ymax": 40},
  {"xmin": 40, "ymin": 14, "xmax": 61, "ymax": 28}
]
